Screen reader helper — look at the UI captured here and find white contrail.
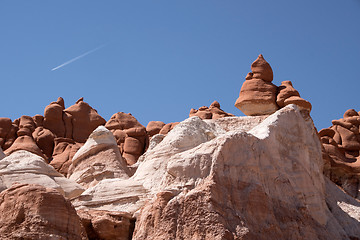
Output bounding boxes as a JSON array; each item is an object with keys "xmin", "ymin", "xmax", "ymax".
[{"xmin": 51, "ymin": 44, "xmax": 106, "ymax": 71}]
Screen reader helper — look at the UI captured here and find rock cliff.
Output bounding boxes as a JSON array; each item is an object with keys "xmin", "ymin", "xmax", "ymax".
[{"xmin": 0, "ymin": 55, "xmax": 359, "ymax": 239}]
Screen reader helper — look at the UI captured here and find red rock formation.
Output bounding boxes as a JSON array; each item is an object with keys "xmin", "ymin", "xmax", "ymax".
[
  {"xmin": 320, "ymin": 109, "xmax": 360, "ymax": 198},
  {"xmin": 105, "ymin": 112, "xmax": 148, "ymax": 165},
  {"xmin": 64, "ymin": 98, "xmax": 106, "ymax": 143},
  {"xmin": 159, "ymin": 122, "xmax": 179, "ymax": 135},
  {"xmin": 235, "ymin": 54, "xmax": 279, "ymax": 116},
  {"xmin": 4, "ymin": 135, "xmax": 46, "ymax": 159},
  {"xmin": 43, "ymin": 97, "xmax": 66, "ymax": 138},
  {"xmin": 277, "ymin": 80, "xmax": 312, "ymax": 112},
  {"xmin": 0, "ymin": 117, "xmax": 13, "ymax": 150},
  {"xmin": 0, "ymin": 183, "xmax": 87, "ymax": 239},
  {"xmin": 50, "ymin": 138, "xmax": 83, "ymax": 176},
  {"xmin": 146, "ymin": 121, "xmax": 166, "ymax": 137},
  {"xmin": 77, "ymin": 209, "xmax": 134, "ymax": 240},
  {"xmin": 17, "ymin": 115, "xmax": 36, "ymax": 136},
  {"xmin": 32, "ymin": 127, "xmax": 55, "ymax": 160},
  {"xmin": 189, "ymin": 100, "xmax": 234, "ymax": 120}
]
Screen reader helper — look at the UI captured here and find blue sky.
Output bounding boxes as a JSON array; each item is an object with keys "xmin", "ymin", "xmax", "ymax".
[{"xmin": 1, "ymin": 1, "xmax": 359, "ymax": 130}]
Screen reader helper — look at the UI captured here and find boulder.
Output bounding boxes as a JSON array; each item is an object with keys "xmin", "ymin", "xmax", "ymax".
[
  {"xmin": 17, "ymin": 115, "xmax": 36, "ymax": 136},
  {"xmin": 32, "ymin": 126, "xmax": 55, "ymax": 160},
  {"xmin": 277, "ymin": 80, "xmax": 312, "ymax": 112},
  {"xmin": 32, "ymin": 114, "xmax": 44, "ymax": 127},
  {"xmin": 0, "ymin": 150, "xmax": 84, "ymax": 198},
  {"xmin": 146, "ymin": 121, "xmax": 165, "ymax": 137},
  {"xmin": 77, "ymin": 209, "xmax": 134, "ymax": 240},
  {"xmin": 159, "ymin": 122, "xmax": 179, "ymax": 135},
  {"xmin": 0, "ymin": 183, "xmax": 87, "ymax": 239},
  {"xmin": 43, "ymin": 97, "xmax": 66, "ymax": 138},
  {"xmin": 189, "ymin": 101, "xmax": 234, "ymax": 120},
  {"xmin": 68, "ymin": 126, "xmax": 130, "ymax": 188},
  {"xmin": 64, "ymin": 98, "xmax": 106, "ymax": 143},
  {"xmin": 105, "ymin": 112, "xmax": 148, "ymax": 165},
  {"xmin": 235, "ymin": 54, "xmax": 278, "ymax": 116}
]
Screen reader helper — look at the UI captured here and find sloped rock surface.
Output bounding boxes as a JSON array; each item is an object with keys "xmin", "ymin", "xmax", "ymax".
[
  {"xmin": 0, "ymin": 150, "xmax": 84, "ymax": 198},
  {"xmin": 131, "ymin": 105, "xmax": 359, "ymax": 239},
  {"xmin": 68, "ymin": 126, "xmax": 130, "ymax": 188},
  {"xmin": 0, "ymin": 183, "xmax": 87, "ymax": 239}
]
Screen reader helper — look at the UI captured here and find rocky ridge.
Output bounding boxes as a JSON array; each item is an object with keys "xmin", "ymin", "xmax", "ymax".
[{"xmin": 0, "ymin": 55, "xmax": 359, "ymax": 239}]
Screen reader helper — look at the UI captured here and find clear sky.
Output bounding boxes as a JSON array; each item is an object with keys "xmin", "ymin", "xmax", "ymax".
[{"xmin": 1, "ymin": 1, "xmax": 359, "ymax": 130}]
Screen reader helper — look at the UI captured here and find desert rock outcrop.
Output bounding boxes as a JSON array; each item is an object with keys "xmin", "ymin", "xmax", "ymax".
[
  {"xmin": 235, "ymin": 54, "xmax": 279, "ymax": 116},
  {"xmin": 130, "ymin": 104, "xmax": 360, "ymax": 239},
  {"xmin": 0, "ymin": 150, "xmax": 84, "ymax": 198},
  {"xmin": 68, "ymin": 126, "xmax": 130, "ymax": 188},
  {"xmin": 146, "ymin": 121, "xmax": 165, "ymax": 137},
  {"xmin": 70, "ymin": 105, "xmax": 360, "ymax": 239},
  {"xmin": 235, "ymin": 55, "xmax": 312, "ymax": 116},
  {"xmin": 320, "ymin": 108, "xmax": 360, "ymax": 198},
  {"xmin": 77, "ymin": 209, "xmax": 134, "ymax": 240},
  {"xmin": 105, "ymin": 112, "xmax": 148, "ymax": 165},
  {"xmin": 189, "ymin": 100, "xmax": 234, "ymax": 120},
  {"xmin": 277, "ymin": 80, "xmax": 312, "ymax": 112},
  {"xmin": 0, "ymin": 183, "xmax": 87, "ymax": 239}
]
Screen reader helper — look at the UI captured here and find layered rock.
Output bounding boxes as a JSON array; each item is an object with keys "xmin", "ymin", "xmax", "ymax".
[
  {"xmin": 277, "ymin": 80, "xmax": 312, "ymax": 112},
  {"xmin": 0, "ymin": 150, "xmax": 84, "ymax": 198},
  {"xmin": 0, "ymin": 183, "xmax": 87, "ymax": 239},
  {"xmin": 70, "ymin": 105, "xmax": 360, "ymax": 239},
  {"xmin": 189, "ymin": 100, "xmax": 234, "ymax": 120},
  {"xmin": 320, "ymin": 108, "xmax": 360, "ymax": 198},
  {"xmin": 105, "ymin": 112, "xmax": 148, "ymax": 165},
  {"xmin": 235, "ymin": 55, "xmax": 312, "ymax": 116},
  {"xmin": 131, "ymin": 105, "xmax": 359, "ymax": 239},
  {"xmin": 68, "ymin": 126, "xmax": 130, "ymax": 188},
  {"xmin": 235, "ymin": 54, "xmax": 279, "ymax": 116}
]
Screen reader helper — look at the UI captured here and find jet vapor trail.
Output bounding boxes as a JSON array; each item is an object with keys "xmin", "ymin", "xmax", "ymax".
[{"xmin": 51, "ymin": 44, "xmax": 106, "ymax": 71}]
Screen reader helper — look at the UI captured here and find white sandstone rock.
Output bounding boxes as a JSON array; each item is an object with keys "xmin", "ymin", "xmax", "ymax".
[
  {"xmin": 71, "ymin": 105, "xmax": 360, "ymax": 239},
  {"xmin": 68, "ymin": 126, "xmax": 130, "ymax": 188},
  {"xmin": 0, "ymin": 150, "xmax": 84, "ymax": 198}
]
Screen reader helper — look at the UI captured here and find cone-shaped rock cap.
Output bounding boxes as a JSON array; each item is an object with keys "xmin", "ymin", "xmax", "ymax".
[{"xmin": 251, "ymin": 54, "xmax": 273, "ymax": 82}]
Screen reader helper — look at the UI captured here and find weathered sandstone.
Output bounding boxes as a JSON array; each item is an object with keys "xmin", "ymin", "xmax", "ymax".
[
  {"xmin": 68, "ymin": 126, "xmax": 130, "ymax": 188},
  {"xmin": 105, "ymin": 112, "xmax": 148, "ymax": 165},
  {"xmin": 0, "ymin": 183, "xmax": 87, "ymax": 239},
  {"xmin": 189, "ymin": 100, "xmax": 234, "ymax": 120},
  {"xmin": 146, "ymin": 121, "xmax": 165, "ymax": 137},
  {"xmin": 131, "ymin": 105, "xmax": 360, "ymax": 239},
  {"xmin": 320, "ymin": 108, "xmax": 360, "ymax": 198},
  {"xmin": 0, "ymin": 150, "xmax": 84, "ymax": 198},
  {"xmin": 77, "ymin": 209, "xmax": 134, "ymax": 240},
  {"xmin": 277, "ymin": 80, "xmax": 312, "ymax": 112},
  {"xmin": 235, "ymin": 54, "xmax": 279, "ymax": 116}
]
